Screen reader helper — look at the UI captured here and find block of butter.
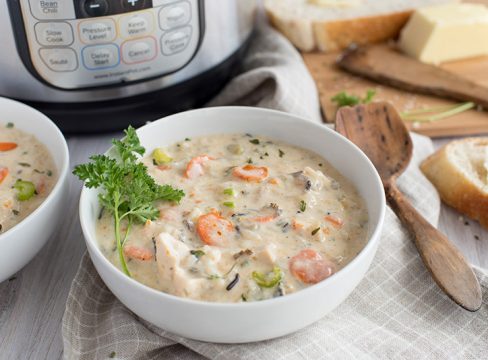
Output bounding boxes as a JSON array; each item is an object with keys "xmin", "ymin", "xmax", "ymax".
[{"xmin": 399, "ymin": 3, "xmax": 488, "ymax": 64}]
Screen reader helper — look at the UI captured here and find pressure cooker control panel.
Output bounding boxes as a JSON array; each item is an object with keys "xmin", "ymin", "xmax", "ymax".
[{"xmin": 14, "ymin": 0, "xmax": 203, "ymax": 89}]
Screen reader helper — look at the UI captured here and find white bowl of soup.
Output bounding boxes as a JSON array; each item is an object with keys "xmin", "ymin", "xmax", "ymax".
[
  {"xmin": 0, "ymin": 97, "xmax": 69, "ymax": 283},
  {"xmin": 79, "ymin": 107, "xmax": 385, "ymax": 343}
]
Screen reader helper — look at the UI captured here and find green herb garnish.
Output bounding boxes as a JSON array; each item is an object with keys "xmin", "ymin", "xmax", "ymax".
[
  {"xmin": 247, "ymin": 158, "xmax": 253, "ymax": 164},
  {"xmin": 190, "ymin": 249, "xmax": 205, "ymax": 259},
  {"xmin": 185, "ymin": 137, "xmax": 191, "ymax": 141},
  {"xmin": 73, "ymin": 126, "xmax": 184, "ymax": 277},
  {"xmin": 299, "ymin": 200, "xmax": 306, "ymax": 212},
  {"xmin": 109, "ymin": 351, "xmax": 116, "ymax": 358},
  {"xmin": 278, "ymin": 149, "xmax": 285, "ymax": 158},
  {"xmin": 152, "ymin": 148, "xmax": 172, "ymax": 165},
  {"xmin": 6, "ymin": 122, "xmax": 14, "ymax": 128},
  {"xmin": 252, "ymin": 266, "xmax": 282, "ymax": 288},
  {"xmin": 14, "ymin": 180, "xmax": 36, "ymax": 201},
  {"xmin": 249, "ymin": 139, "xmax": 260, "ymax": 145},
  {"xmin": 223, "ymin": 201, "xmax": 235, "ymax": 208},
  {"xmin": 223, "ymin": 188, "xmax": 235, "ymax": 196},
  {"xmin": 331, "ymin": 89, "xmax": 376, "ymax": 108},
  {"xmin": 311, "ymin": 227, "xmax": 321, "ymax": 236}
]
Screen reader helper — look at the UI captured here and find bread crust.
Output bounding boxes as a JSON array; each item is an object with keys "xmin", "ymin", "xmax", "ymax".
[
  {"xmin": 314, "ymin": 12, "xmax": 411, "ymax": 51},
  {"xmin": 265, "ymin": 6, "xmax": 412, "ymax": 52},
  {"xmin": 420, "ymin": 139, "xmax": 488, "ymax": 229}
]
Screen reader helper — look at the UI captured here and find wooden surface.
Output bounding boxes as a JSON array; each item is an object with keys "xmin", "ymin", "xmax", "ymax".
[
  {"xmin": 0, "ymin": 133, "xmax": 486, "ymax": 359},
  {"xmin": 303, "ymin": 52, "xmax": 488, "ymax": 137}
]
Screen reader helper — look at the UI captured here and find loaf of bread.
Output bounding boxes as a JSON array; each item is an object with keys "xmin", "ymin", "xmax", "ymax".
[
  {"xmin": 420, "ymin": 138, "xmax": 488, "ymax": 229},
  {"xmin": 264, "ymin": 0, "xmax": 457, "ymax": 52}
]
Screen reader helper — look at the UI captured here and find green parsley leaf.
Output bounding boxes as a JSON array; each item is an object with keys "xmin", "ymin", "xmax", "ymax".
[
  {"xmin": 249, "ymin": 139, "xmax": 260, "ymax": 145},
  {"xmin": 311, "ymin": 227, "xmax": 321, "ymax": 236},
  {"xmin": 190, "ymin": 249, "xmax": 205, "ymax": 259},
  {"xmin": 363, "ymin": 89, "xmax": 376, "ymax": 104},
  {"xmin": 299, "ymin": 200, "xmax": 306, "ymax": 212},
  {"xmin": 331, "ymin": 89, "xmax": 377, "ymax": 108},
  {"xmin": 73, "ymin": 126, "xmax": 184, "ymax": 277}
]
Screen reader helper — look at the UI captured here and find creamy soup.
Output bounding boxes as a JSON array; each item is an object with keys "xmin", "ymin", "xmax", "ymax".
[
  {"xmin": 97, "ymin": 134, "xmax": 369, "ymax": 302},
  {"xmin": 0, "ymin": 123, "xmax": 57, "ymax": 234}
]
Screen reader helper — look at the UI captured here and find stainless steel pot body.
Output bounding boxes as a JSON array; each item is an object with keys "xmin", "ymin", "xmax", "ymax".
[{"xmin": 0, "ymin": 0, "xmax": 256, "ymax": 103}]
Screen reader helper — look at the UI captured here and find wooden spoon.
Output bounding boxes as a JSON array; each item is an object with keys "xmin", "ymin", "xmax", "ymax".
[{"xmin": 336, "ymin": 102, "xmax": 482, "ymax": 312}]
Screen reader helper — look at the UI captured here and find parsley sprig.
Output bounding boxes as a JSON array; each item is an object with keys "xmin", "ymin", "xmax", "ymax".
[
  {"xmin": 331, "ymin": 89, "xmax": 376, "ymax": 108},
  {"xmin": 73, "ymin": 126, "xmax": 184, "ymax": 276}
]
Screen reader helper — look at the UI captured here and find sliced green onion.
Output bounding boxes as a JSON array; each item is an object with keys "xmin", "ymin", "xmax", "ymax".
[
  {"xmin": 252, "ymin": 266, "xmax": 282, "ymax": 288},
  {"xmin": 14, "ymin": 180, "xmax": 36, "ymax": 201},
  {"xmin": 223, "ymin": 188, "xmax": 235, "ymax": 196},
  {"xmin": 223, "ymin": 201, "xmax": 235, "ymax": 208},
  {"xmin": 152, "ymin": 148, "xmax": 172, "ymax": 165}
]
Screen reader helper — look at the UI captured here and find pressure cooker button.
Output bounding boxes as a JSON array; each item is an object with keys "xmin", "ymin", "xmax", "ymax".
[
  {"xmin": 161, "ymin": 26, "xmax": 192, "ymax": 55},
  {"xmin": 39, "ymin": 48, "xmax": 78, "ymax": 72},
  {"xmin": 34, "ymin": 22, "xmax": 74, "ymax": 47},
  {"xmin": 82, "ymin": 44, "xmax": 120, "ymax": 70},
  {"xmin": 79, "ymin": 19, "xmax": 116, "ymax": 44},
  {"xmin": 121, "ymin": 37, "xmax": 157, "ymax": 64},
  {"xmin": 159, "ymin": 1, "xmax": 191, "ymax": 30},
  {"xmin": 119, "ymin": 12, "xmax": 154, "ymax": 38},
  {"xmin": 29, "ymin": 0, "xmax": 76, "ymax": 20},
  {"xmin": 83, "ymin": 0, "xmax": 110, "ymax": 17}
]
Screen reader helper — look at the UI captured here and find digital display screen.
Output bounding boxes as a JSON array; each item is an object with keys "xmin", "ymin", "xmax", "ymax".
[{"xmin": 74, "ymin": 0, "xmax": 154, "ymax": 18}]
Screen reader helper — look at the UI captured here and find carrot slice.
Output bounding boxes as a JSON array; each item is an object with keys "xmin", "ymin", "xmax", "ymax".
[
  {"xmin": 0, "ymin": 142, "xmax": 17, "ymax": 151},
  {"xmin": 123, "ymin": 246, "xmax": 154, "ymax": 261},
  {"xmin": 250, "ymin": 215, "xmax": 276, "ymax": 223},
  {"xmin": 0, "ymin": 167, "xmax": 8, "ymax": 184},
  {"xmin": 292, "ymin": 218, "xmax": 304, "ymax": 230},
  {"xmin": 289, "ymin": 249, "xmax": 335, "ymax": 284},
  {"xmin": 324, "ymin": 215, "xmax": 344, "ymax": 229},
  {"xmin": 233, "ymin": 165, "xmax": 268, "ymax": 182},
  {"xmin": 196, "ymin": 211, "xmax": 234, "ymax": 246},
  {"xmin": 184, "ymin": 155, "xmax": 214, "ymax": 179}
]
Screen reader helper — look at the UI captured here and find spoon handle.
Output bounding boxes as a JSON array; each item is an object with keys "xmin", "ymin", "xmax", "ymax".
[{"xmin": 384, "ymin": 180, "xmax": 482, "ymax": 312}]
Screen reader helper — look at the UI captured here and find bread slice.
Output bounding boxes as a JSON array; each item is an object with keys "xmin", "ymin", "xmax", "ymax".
[
  {"xmin": 420, "ymin": 138, "xmax": 488, "ymax": 229},
  {"xmin": 264, "ymin": 0, "xmax": 458, "ymax": 52}
]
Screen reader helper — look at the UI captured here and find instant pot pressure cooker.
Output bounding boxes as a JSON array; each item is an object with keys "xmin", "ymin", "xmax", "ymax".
[{"xmin": 1, "ymin": 0, "xmax": 256, "ymax": 133}]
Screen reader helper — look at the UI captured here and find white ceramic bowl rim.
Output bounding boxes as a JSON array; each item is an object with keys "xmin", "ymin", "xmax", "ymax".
[
  {"xmin": 0, "ymin": 98, "xmax": 70, "ymax": 240},
  {"xmin": 80, "ymin": 106, "xmax": 386, "ymax": 309}
]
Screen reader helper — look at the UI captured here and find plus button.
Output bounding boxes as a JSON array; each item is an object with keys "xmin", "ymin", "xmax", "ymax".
[{"xmin": 121, "ymin": 0, "xmax": 146, "ymax": 10}]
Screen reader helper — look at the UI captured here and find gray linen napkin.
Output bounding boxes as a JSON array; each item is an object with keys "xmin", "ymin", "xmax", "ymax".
[{"xmin": 62, "ymin": 23, "xmax": 488, "ymax": 360}]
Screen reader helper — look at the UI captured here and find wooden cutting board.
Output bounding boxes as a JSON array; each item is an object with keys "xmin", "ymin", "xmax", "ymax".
[{"xmin": 303, "ymin": 52, "xmax": 488, "ymax": 138}]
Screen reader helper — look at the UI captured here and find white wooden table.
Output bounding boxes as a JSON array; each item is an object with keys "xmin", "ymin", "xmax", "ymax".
[{"xmin": 0, "ymin": 134, "xmax": 486, "ymax": 359}]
